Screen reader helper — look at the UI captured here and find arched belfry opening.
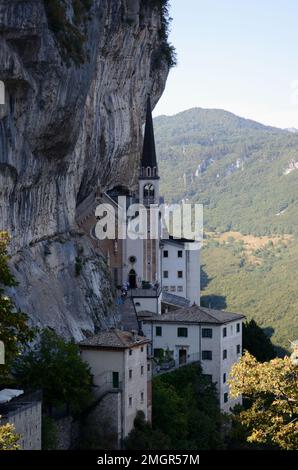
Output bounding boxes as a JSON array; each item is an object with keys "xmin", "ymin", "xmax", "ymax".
[{"xmin": 143, "ymin": 183, "xmax": 155, "ymax": 203}]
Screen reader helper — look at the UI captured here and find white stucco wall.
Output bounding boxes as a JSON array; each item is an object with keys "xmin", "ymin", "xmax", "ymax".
[
  {"xmin": 142, "ymin": 319, "xmax": 243, "ymax": 412},
  {"xmin": 133, "ymin": 293, "xmax": 162, "ymax": 315},
  {"xmin": 123, "ymin": 345, "xmax": 149, "ymax": 437},
  {"xmin": 161, "ymin": 242, "xmax": 187, "ymax": 295},
  {"xmin": 161, "ymin": 241, "xmax": 200, "ymax": 305},
  {"xmin": 185, "ymin": 243, "xmax": 201, "ymax": 305},
  {"xmin": 80, "ymin": 344, "xmax": 149, "ymax": 439},
  {"xmin": 220, "ymin": 322, "xmax": 243, "ymax": 412}
]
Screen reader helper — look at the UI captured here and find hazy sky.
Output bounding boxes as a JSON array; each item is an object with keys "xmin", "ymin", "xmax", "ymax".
[{"xmin": 154, "ymin": 0, "xmax": 298, "ymax": 128}]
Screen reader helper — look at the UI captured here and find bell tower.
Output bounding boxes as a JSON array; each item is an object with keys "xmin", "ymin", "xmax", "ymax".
[{"xmin": 139, "ymin": 96, "xmax": 160, "ymax": 284}]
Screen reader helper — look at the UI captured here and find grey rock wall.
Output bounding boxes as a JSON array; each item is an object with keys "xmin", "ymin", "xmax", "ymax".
[{"xmin": 0, "ymin": 0, "xmax": 168, "ymax": 338}]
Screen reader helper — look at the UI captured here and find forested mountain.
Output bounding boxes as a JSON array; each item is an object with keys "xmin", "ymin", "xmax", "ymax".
[
  {"xmin": 155, "ymin": 108, "xmax": 298, "ymax": 235},
  {"xmin": 154, "ymin": 109, "xmax": 298, "ymax": 350}
]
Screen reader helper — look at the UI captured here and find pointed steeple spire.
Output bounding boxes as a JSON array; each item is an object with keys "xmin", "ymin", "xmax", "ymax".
[{"xmin": 140, "ymin": 96, "xmax": 159, "ymax": 179}]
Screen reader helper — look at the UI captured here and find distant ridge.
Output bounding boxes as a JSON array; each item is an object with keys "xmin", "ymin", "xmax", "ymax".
[{"xmin": 154, "ymin": 107, "xmax": 298, "ymax": 236}]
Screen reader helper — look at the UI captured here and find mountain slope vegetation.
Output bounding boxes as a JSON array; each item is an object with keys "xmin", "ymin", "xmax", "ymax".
[
  {"xmin": 154, "ymin": 109, "xmax": 298, "ymax": 349},
  {"xmin": 155, "ymin": 108, "xmax": 298, "ymax": 235}
]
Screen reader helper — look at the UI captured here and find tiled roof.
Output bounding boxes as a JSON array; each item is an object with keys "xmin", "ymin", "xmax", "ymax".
[
  {"xmin": 142, "ymin": 304, "xmax": 245, "ymax": 325},
  {"xmin": 79, "ymin": 329, "xmax": 150, "ymax": 349},
  {"xmin": 162, "ymin": 291, "xmax": 191, "ymax": 308}
]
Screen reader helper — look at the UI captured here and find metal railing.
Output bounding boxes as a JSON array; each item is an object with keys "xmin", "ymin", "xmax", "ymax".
[
  {"xmin": 152, "ymin": 353, "xmax": 201, "ymax": 376},
  {"xmin": 130, "ymin": 286, "xmax": 162, "ymax": 298}
]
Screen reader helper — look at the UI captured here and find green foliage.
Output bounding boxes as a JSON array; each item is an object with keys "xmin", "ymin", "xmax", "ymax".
[
  {"xmin": 243, "ymin": 319, "xmax": 276, "ymax": 362},
  {"xmin": 229, "ymin": 352, "xmax": 298, "ymax": 450},
  {"xmin": 142, "ymin": 0, "xmax": 177, "ymax": 68},
  {"xmin": 42, "ymin": 416, "xmax": 58, "ymax": 450},
  {"xmin": 124, "ymin": 411, "xmax": 170, "ymax": 450},
  {"xmin": 44, "ymin": 0, "xmax": 91, "ymax": 65},
  {"xmin": 201, "ymin": 238, "xmax": 298, "ymax": 350},
  {"xmin": 14, "ymin": 329, "xmax": 92, "ymax": 415},
  {"xmin": 0, "ymin": 423, "xmax": 20, "ymax": 450},
  {"xmin": 152, "ymin": 363, "xmax": 224, "ymax": 449},
  {"xmin": 155, "ymin": 108, "xmax": 298, "ymax": 235},
  {"xmin": 79, "ymin": 417, "xmax": 119, "ymax": 450},
  {"xmin": 0, "ymin": 233, "xmax": 35, "ymax": 381}
]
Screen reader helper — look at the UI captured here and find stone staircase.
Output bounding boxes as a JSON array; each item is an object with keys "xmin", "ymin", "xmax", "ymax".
[{"xmin": 119, "ymin": 296, "xmax": 139, "ymax": 332}]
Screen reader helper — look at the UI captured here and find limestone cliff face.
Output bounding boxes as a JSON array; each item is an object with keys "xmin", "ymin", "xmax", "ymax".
[{"xmin": 0, "ymin": 0, "xmax": 169, "ymax": 338}]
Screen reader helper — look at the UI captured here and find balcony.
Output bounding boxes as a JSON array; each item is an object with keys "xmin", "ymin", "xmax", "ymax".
[{"xmin": 152, "ymin": 352, "xmax": 201, "ymax": 376}]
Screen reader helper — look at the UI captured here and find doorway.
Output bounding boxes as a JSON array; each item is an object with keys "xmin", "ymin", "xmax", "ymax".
[
  {"xmin": 128, "ymin": 269, "xmax": 137, "ymax": 289},
  {"xmin": 179, "ymin": 349, "xmax": 187, "ymax": 365}
]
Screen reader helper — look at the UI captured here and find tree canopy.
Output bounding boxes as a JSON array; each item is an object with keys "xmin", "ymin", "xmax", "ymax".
[
  {"xmin": 124, "ymin": 411, "xmax": 170, "ymax": 450},
  {"xmin": 243, "ymin": 319, "xmax": 276, "ymax": 362},
  {"xmin": 0, "ymin": 423, "xmax": 20, "ymax": 450},
  {"xmin": 229, "ymin": 351, "xmax": 298, "ymax": 450},
  {"xmin": 152, "ymin": 363, "xmax": 224, "ymax": 449},
  {"xmin": 14, "ymin": 328, "xmax": 93, "ymax": 415},
  {"xmin": 0, "ymin": 232, "xmax": 35, "ymax": 381}
]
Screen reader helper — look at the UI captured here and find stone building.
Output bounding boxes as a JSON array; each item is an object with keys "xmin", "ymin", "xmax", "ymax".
[
  {"xmin": 140, "ymin": 304, "xmax": 245, "ymax": 412},
  {"xmin": 77, "ymin": 97, "xmax": 201, "ymax": 315},
  {"xmin": 0, "ymin": 389, "xmax": 42, "ymax": 450},
  {"xmin": 79, "ymin": 329, "xmax": 151, "ymax": 447}
]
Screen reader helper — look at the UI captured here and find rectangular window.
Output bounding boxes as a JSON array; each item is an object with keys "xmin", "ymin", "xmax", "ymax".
[
  {"xmin": 236, "ymin": 323, "xmax": 241, "ymax": 333},
  {"xmin": 141, "ymin": 365, "xmax": 144, "ymax": 375},
  {"xmin": 224, "ymin": 393, "xmax": 228, "ymax": 403},
  {"xmin": 223, "ymin": 327, "xmax": 227, "ymax": 338},
  {"xmin": 163, "ymin": 270, "xmax": 169, "ymax": 279},
  {"xmin": 202, "ymin": 328, "xmax": 213, "ymax": 338},
  {"xmin": 237, "ymin": 344, "xmax": 241, "ymax": 354},
  {"xmin": 129, "ymin": 397, "xmax": 132, "ymax": 407},
  {"xmin": 177, "ymin": 286, "xmax": 183, "ymax": 292},
  {"xmin": 112, "ymin": 372, "xmax": 119, "ymax": 388},
  {"xmin": 147, "ymin": 363, "xmax": 151, "ymax": 372},
  {"xmin": 202, "ymin": 350, "xmax": 212, "ymax": 360},
  {"xmin": 140, "ymin": 392, "xmax": 144, "ymax": 403},
  {"xmin": 223, "ymin": 349, "xmax": 227, "ymax": 360},
  {"xmin": 170, "ymin": 286, "xmax": 176, "ymax": 292},
  {"xmin": 129, "ymin": 369, "xmax": 132, "ymax": 379},
  {"xmin": 178, "ymin": 250, "xmax": 183, "ymax": 258},
  {"xmin": 163, "ymin": 250, "xmax": 168, "ymax": 258},
  {"xmin": 141, "ymin": 346, "xmax": 144, "ymax": 352},
  {"xmin": 223, "ymin": 373, "xmax": 226, "ymax": 383},
  {"xmin": 129, "ymin": 349, "xmax": 132, "ymax": 356},
  {"xmin": 163, "ymin": 286, "xmax": 169, "ymax": 292},
  {"xmin": 177, "ymin": 327, "xmax": 188, "ymax": 338},
  {"xmin": 177, "ymin": 270, "xmax": 183, "ymax": 278},
  {"xmin": 156, "ymin": 326, "xmax": 162, "ymax": 337}
]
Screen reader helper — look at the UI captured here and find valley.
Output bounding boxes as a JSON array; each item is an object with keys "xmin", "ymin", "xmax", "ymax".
[{"xmin": 154, "ymin": 108, "xmax": 298, "ymax": 350}]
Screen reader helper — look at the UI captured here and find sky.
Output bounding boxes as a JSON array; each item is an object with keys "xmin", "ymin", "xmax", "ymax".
[{"xmin": 154, "ymin": 0, "xmax": 298, "ymax": 128}]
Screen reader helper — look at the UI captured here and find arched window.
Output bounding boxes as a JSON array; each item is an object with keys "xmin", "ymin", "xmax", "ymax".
[
  {"xmin": 146, "ymin": 167, "xmax": 151, "ymax": 177},
  {"xmin": 152, "ymin": 166, "xmax": 156, "ymax": 177},
  {"xmin": 143, "ymin": 183, "xmax": 155, "ymax": 203}
]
